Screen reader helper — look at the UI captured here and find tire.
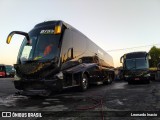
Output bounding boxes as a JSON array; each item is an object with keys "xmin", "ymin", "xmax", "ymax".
[
  {"xmin": 79, "ymin": 74, "xmax": 88, "ymax": 91},
  {"xmin": 104, "ymin": 75, "xmax": 113, "ymax": 85},
  {"xmin": 107, "ymin": 77, "xmax": 113, "ymax": 84}
]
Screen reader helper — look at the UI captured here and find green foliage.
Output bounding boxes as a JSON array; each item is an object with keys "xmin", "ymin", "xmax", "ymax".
[{"xmin": 149, "ymin": 46, "xmax": 160, "ymax": 67}]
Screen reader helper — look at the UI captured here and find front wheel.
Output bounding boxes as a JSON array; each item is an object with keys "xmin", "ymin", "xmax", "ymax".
[
  {"xmin": 79, "ymin": 74, "xmax": 88, "ymax": 91},
  {"xmin": 104, "ymin": 75, "xmax": 113, "ymax": 85}
]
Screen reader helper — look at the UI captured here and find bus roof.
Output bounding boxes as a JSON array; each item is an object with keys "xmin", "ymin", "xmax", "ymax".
[{"xmin": 125, "ymin": 51, "xmax": 148, "ymax": 59}]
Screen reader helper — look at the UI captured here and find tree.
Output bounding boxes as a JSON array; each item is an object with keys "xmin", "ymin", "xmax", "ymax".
[{"xmin": 149, "ymin": 46, "xmax": 160, "ymax": 67}]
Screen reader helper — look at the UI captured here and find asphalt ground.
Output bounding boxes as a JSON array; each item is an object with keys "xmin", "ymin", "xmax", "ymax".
[{"xmin": 0, "ymin": 78, "xmax": 160, "ymax": 120}]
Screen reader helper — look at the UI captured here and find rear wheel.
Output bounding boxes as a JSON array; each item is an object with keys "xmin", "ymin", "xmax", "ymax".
[
  {"xmin": 107, "ymin": 77, "xmax": 113, "ymax": 84},
  {"xmin": 79, "ymin": 74, "xmax": 88, "ymax": 91},
  {"xmin": 104, "ymin": 74, "xmax": 113, "ymax": 84}
]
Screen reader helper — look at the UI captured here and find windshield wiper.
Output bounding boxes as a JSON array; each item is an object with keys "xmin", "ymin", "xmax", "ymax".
[{"xmin": 22, "ymin": 59, "xmax": 39, "ymax": 63}]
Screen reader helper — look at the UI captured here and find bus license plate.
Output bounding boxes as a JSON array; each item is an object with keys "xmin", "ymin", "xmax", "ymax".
[{"xmin": 135, "ymin": 78, "xmax": 139, "ymax": 80}]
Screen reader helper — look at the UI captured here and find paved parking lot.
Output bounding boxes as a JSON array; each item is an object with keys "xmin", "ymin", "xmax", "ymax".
[{"xmin": 0, "ymin": 78, "xmax": 160, "ymax": 120}]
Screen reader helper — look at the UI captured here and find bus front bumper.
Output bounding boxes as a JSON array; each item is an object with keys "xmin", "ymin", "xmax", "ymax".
[
  {"xmin": 125, "ymin": 76, "xmax": 150, "ymax": 82},
  {"xmin": 14, "ymin": 78, "xmax": 63, "ymax": 95}
]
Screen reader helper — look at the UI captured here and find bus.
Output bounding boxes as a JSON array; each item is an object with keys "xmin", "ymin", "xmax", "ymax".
[
  {"xmin": 0, "ymin": 64, "xmax": 15, "ymax": 77},
  {"xmin": 120, "ymin": 51, "xmax": 150, "ymax": 84},
  {"xmin": 6, "ymin": 20, "xmax": 114, "ymax": 96},
  {"xmin": 0, "ymin": 64, "xmax": 6, "ymax": 77},
  {"xmin": 155, "ymin": 62, "xmax": 160, "ymax": 81},
  {"xmin": 5, "ymin": 65, "xmax": 16, "ymax": 77}
]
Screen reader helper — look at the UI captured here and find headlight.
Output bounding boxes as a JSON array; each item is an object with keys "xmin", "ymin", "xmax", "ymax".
[
  {"xmin": 14, "ymin": 75, "xmax": 21, "ymax": 81},
  {"xmin": 144, "ymin": 73, "xmax": 150, "ymax": 77},
  {"xmin": 55, "ymin": 72, "xmax": 63, "ymax": 79},
  {"xmin": 125, "ymin": 75, "xmax": 129, "ymax": 78}
]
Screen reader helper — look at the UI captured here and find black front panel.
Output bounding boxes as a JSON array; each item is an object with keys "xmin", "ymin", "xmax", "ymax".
[{"xmin": 14, "ymin": 61, "xmax": 59, "ymax": 79}]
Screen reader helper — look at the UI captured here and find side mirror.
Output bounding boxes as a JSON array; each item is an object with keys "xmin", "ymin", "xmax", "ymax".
[
  {"xmin": 120, "ymin": 56, "xmax": 124, "ymax": 63},
  {"xmin": 6, "ymin": 31, "xmax": 30, "ymax": 44},
  {"xmin": 145, "ymin": 53, "xmax": 151, "ymax": 60},
  {"xmin": 148, "ymin": 55, "xmax": 151, "ymax": 60}
]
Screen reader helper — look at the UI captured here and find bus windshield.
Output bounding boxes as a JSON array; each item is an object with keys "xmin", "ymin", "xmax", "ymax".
[
  {"xmin": 18, "ymin": 29, "xmax": 61, "ymax": 63},
  {"xmin": 5, "ymin": 66, "xmax": 14, "ymax": 72},
  {"xmin": 125, "ymin": 58, "xmax": 149, "ymax": 70}
]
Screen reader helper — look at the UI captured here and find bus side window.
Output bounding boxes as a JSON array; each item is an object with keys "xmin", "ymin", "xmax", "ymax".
[
  {"xmin": 61, "ymin": 29, "xmax": 73, "ymax": 63},
  {"xmin": 72, "ymin": 31, "xmax": 86, "ymax": 58}
]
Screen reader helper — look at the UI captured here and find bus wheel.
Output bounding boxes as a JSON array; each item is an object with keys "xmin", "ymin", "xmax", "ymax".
[
  {"xmin": 107, "ymin": 78, "xmax": 112, "ymax": 84},
  {"xmin": 104, "ymin": 75, "xmax": 113, "ymax": 84},
  {"xmin": 79, "ymin": 74, "xmax": 88, "ymax": 91}
]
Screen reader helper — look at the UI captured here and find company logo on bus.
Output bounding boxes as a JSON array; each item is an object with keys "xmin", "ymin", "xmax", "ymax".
[{"xmin": 40, "ymin": 30, "xmax": 54, "ymax": 34}]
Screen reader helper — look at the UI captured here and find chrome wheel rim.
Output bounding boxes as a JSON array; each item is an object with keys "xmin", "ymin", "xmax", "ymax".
[{"xmin": 82, "ymin": 77, "xmax": 88, "ymax": 89}]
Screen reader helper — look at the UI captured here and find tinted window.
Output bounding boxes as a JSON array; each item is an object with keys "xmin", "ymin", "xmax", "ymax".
[
  {"xmin": 18, "ymin": 28, "xmax": 61, "ymax": 63},
  {"xmin": 5, "ymin": 66, "xmax": 14, "ymax": 72},
  {"xmin": 0, "ymin": 66, "xmax": 5, "ymax": 72},
  {"xmin": 136, "ymin": 58, "xmax": 149, "ymax": 69},
  {"xmin": 125, "ymin": 59, "xmax": 135, "ymax": 69},
  {"xmin": 60, "ymin": 30, "xmax": 73, "ymax": 63},
  {"xmin": 125, "ymin": 58, "xmax": 149, "ymax": 70},
  {"xmin": 72, "ymin": 31, "xmax": 86, "ymax": 57}
]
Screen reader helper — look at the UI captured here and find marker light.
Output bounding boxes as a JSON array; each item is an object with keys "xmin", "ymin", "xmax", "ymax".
[
  {"xmin": 6, "ymin": 34, "xmax": 13, "ymax": 44},
  {"xmin": 54, "ymin": 25, "xmax": 61, "ymax": 34}
]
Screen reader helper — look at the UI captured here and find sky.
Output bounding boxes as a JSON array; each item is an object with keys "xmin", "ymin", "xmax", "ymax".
[{"xmin": 0, "ymin": 0, "xmax": 160, "ymax": 67}]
